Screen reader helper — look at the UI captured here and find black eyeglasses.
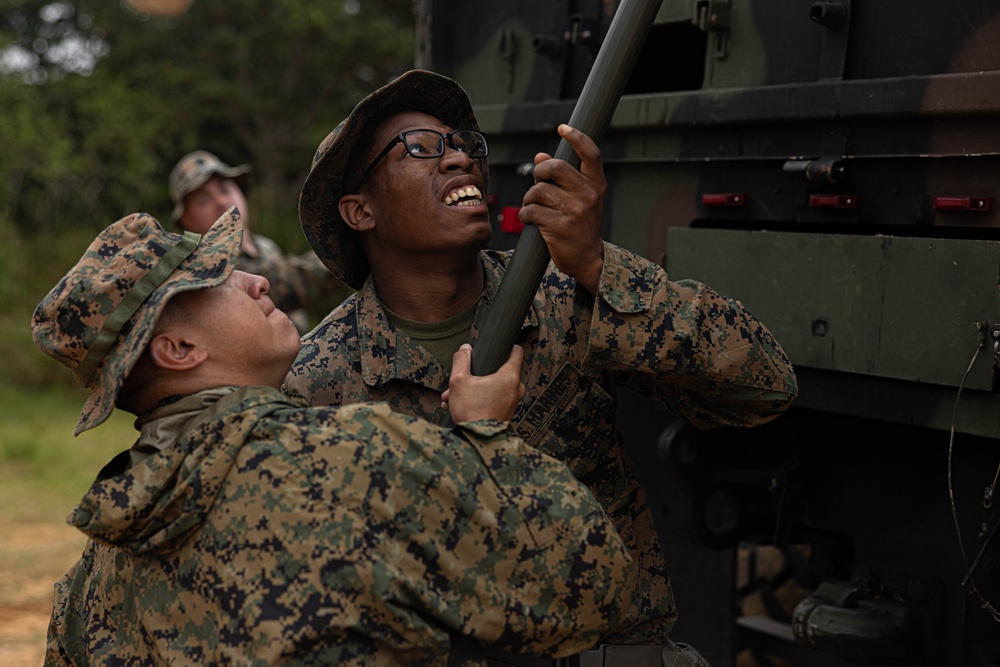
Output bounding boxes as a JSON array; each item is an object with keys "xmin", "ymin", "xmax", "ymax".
[{"xmin": 349, "ymin": 129, "xmax": 488, "ymax": 193}]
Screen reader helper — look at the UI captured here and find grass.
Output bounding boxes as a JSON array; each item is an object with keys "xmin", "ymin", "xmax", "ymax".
[
  {"xmin": 0, "ymin": 384, "xmax": 139, "ymax": 665},
  {"xmin": 0, "ymin": 383, "xmax": 137, "ymax": 523}
]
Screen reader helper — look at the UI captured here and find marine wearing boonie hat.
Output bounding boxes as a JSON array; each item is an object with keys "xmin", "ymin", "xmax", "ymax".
[
  {"xmin": 169, "ymin": 151, "xmax": 251, "ymax": 222},
  {"xmin": 31, "ymin": 209, "xmax": 243, "ymax": 435},
  {"xmin": 298, "ymin": 69, "xmax": 489, "ymax": 289}
]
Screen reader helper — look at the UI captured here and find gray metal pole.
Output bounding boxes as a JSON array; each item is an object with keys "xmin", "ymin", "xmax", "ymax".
[{"xmin": 470, "ymin": 0, "xmax": 664, "ymax": 377}]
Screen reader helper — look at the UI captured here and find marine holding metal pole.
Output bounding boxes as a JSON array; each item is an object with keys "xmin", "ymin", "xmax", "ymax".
[{"xmin": 469, "ymin": 0, "xmax": 664, "ymax": 377}]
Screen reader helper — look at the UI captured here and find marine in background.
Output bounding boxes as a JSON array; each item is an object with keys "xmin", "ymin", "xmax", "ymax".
[{"xmin": 170, "ymin": 150, "xmax": 349, "ymax": 332}]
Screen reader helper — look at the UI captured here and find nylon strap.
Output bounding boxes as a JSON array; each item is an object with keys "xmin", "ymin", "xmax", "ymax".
[{"xmin": 75, "ymin": 231, "xmax": 201, "ymax": 386}]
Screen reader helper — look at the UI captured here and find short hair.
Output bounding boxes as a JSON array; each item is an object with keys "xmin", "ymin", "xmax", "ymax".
[{"xmin": 116, "ymin": 292, "xmax": 197, "ymax": 413}]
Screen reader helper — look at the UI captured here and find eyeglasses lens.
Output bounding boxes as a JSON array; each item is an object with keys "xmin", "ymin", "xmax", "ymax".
[
  {"xmin": 403, "ymin": 131, "xmax": 444, "ymax": 156},
  {"xmin": 452, "ymin": 131, "xmax": 487, "ymax": 157}
]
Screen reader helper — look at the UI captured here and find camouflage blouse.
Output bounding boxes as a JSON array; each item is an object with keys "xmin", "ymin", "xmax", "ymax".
[
  {"xmin": 284, "ymin": 242, "xmax": 799, "ymax": 645},
  {"xmin": 45, "ymin": 387, "xmax": 634, "ymax": 666}
]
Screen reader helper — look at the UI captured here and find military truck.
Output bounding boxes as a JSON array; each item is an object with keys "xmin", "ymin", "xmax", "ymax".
[{"xmin": 415, "ymin": 1, "xmax": 1000, "ymax": 665}]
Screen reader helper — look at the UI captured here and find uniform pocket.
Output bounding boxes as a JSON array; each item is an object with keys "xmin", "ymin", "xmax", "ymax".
[{"xmin": 515, "ymin": 361, "xmax": 616, "ymax": 482}]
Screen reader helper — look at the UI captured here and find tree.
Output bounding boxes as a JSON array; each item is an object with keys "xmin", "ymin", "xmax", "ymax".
[
  {"xmin": 0, "ymin": 0, "xmax": 416, "ymax": 246},
  {"xmin": 0, "ymin": 0, "xmax": 416, "ymax": 390}
]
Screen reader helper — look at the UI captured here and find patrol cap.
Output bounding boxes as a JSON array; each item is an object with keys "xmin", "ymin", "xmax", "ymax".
[
  {"xmin": 169, "ymin": 150, "xmax": 251, "ymax": 222},
  {"xmin": 299, "ymin": 69, "xmax": 487, "ymax": 289},
  {"xmin": 32, "ymin": 209, "xmax": 242, "ymax": 435}
]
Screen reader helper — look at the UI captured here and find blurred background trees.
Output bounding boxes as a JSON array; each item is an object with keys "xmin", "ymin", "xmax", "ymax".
[{"xmin": 0, "ymin": 0, "xmax": 415, "ymax": 388}]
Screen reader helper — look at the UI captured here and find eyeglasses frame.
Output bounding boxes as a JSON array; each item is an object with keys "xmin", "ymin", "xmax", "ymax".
[{"xmin": 348, "ymin": 128, "xmax": 488, "ymax": 194}]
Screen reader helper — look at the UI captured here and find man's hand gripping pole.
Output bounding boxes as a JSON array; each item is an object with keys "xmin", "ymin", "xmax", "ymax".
[{"xmin": 469, "ymin": 0, "xmax": 664, "ymax": 378}]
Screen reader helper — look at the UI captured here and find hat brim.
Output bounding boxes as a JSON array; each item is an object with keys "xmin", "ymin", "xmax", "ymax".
[
  {"xmin": 299, "ymin": 69, "xmax": 486, "ymax": 289},
  {"xmin": 75, "ymin": 208, "xmax": 243, "ymax": 434}
]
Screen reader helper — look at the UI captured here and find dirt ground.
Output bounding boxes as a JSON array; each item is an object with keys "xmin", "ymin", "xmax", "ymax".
[{"xmin": 0, "ymin": 519, "xmax": 86, "ymax": 667}]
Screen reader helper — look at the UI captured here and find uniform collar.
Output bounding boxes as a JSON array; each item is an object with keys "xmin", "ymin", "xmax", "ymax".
[{"xmin": 354, "ymin": 250, "xmax": 541, "ymax": 390}]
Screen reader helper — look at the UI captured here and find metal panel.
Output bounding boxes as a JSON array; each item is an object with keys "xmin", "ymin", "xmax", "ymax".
[{"xmin": 666, "ymin": 229, "xmax": 1000, "ymax": 391}]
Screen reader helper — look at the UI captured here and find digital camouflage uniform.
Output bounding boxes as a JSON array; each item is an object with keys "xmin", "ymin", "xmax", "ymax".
[
  {"xmin": 33, "ymin": 211, "xmax": 635, "ymax": 666},
  {"xmin": 289, "ymin": 69, "xmax": 799, "ymax": 650},
  {"xmin": 170, "ymin": 150, "xmax": 348, "ymax": 332},
  {"xmin": 45, "ymin": 387, "xmax": 634, "ymax": 666},
  {"xmin": 284, "ymin": 242, "xmax": 799, "ymax": 645}
]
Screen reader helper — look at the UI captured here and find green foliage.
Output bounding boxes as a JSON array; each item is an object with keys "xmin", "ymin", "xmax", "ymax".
[
  {"xmin": 1, "ymin": 0, "xmax": 415, "ymax": 236},
  {"xmin": 1, "ymin": 0, "xmax": 415, "ymax": 388}
]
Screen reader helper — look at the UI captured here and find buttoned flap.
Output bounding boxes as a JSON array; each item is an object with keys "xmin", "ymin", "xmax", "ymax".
[{"xmin": 598, "ymin": 243, "xmax": 656, "ymax": 314}]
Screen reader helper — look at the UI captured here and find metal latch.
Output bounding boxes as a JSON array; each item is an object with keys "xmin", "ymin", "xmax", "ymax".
[
  {"xmin": 564, "ymin": 13, "xmax": 600, "ymax": 47},
  {"xmin": 693, "ymin": 0, "xmax": 732, "ymax": 59}
]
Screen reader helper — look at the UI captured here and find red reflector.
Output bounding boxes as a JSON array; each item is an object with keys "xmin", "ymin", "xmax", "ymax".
[
  {"xmin": 499, "ymin": 206, "xmax": 524, "ymax": 234},
  {"xmin": 809, "ymin": 194, "xmax": 858, "ymax": 209},
  {"xmin": 701, "ymin": 193, "xmax": 746, "ymax": 207},
  {"xmin": 933, "ymin": 196, "xmax": 992, "ymax": 212}
]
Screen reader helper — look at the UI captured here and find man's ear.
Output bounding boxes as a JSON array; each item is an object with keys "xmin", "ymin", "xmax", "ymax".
[
  {"xmin": 147, "ymin": 332, "xmax": 208, "ymax": 371},
  {"xmin": 338, "ymin": 194, "xmax": 377, "ymax": 232}
]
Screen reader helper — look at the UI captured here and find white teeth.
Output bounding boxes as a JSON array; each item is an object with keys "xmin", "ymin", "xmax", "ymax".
[{"xmin": 444, "ymin": 186, "xmax": 483, "ymax": 206}]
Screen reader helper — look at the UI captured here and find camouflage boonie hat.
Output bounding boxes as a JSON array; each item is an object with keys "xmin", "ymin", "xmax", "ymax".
[
  {"xmin": 32, "ymin": 209, "xmax": 242, "ymax": 435},
  {"xmin": 169, "ymin": 150, "xmax": 252, "ymax": 221},
  {"xmin": 299, "ymin": 69, "xmax": 488, "ymax": 289}
]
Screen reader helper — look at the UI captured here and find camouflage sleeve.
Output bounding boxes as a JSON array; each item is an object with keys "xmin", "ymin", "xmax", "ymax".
[
  {"xmin": 45, "ymin": 557, "xmax": 88, "ymax": 667},
  {"xmin": 451, "ymin": 417, "xmax": 636, "ymax": 656},
  {"xmin": 238, "ymin": 235, "xmax": 350, "ymax": 313},
  {"xmin": 324, "ymin": 405, "xmax": 635, "ymax": 658},
  {"xmin": 586, "ymin": 242, "xmax": 798, "ymax": 429}
]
